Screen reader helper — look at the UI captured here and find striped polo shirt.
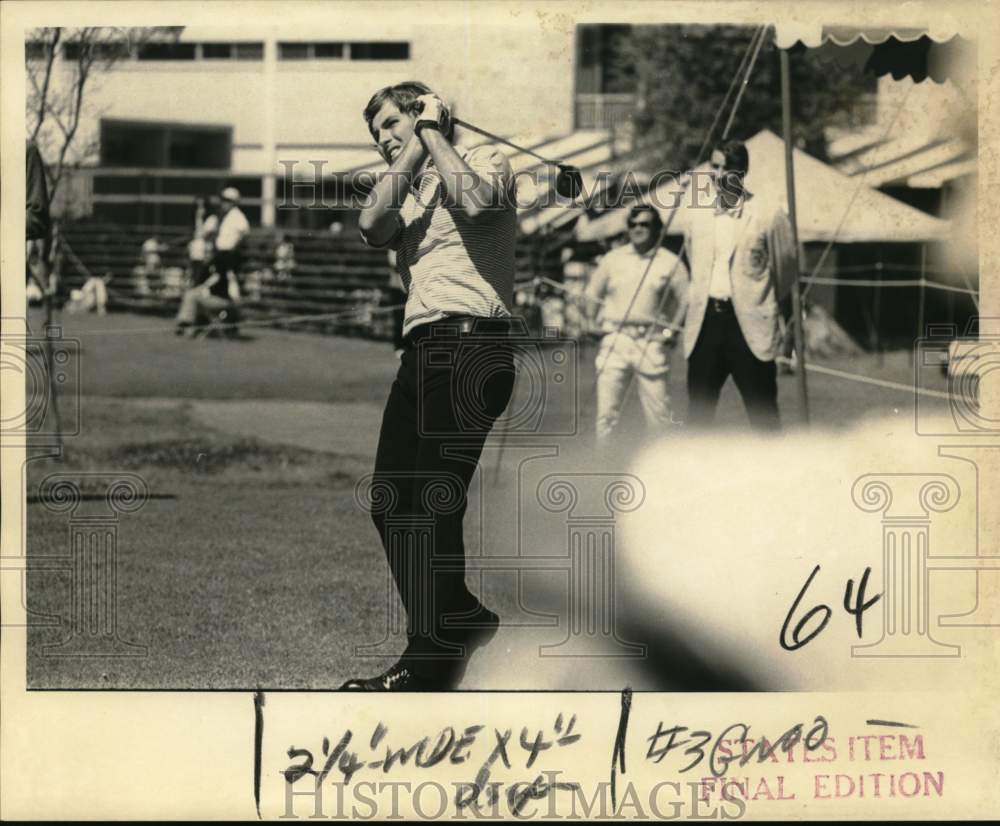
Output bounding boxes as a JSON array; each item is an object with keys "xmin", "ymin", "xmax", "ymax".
[{"xmin": 363, "ymin": 144, "xmax": 517, "ymax": 337}]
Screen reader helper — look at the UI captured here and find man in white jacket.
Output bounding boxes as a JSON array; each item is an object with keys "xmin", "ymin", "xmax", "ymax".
[{"xmin": 683, "ymin": 140, "xmax": 797, "ymax": 431}]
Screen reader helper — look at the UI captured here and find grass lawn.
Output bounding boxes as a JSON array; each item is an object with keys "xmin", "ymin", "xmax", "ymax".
[{"xmin": 23, "ymin": 309, "xmax": 951, "ymax": 689}]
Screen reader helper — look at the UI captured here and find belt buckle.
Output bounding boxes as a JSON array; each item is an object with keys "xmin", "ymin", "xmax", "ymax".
[{"xmin": 459, "ymin": 317, "xmax": 511, "ymax": 337}]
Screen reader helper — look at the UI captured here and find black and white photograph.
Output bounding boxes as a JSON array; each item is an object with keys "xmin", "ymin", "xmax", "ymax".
[{"xmin": 2, "ymin": 0, "xmax": 998, "ymax": 820}]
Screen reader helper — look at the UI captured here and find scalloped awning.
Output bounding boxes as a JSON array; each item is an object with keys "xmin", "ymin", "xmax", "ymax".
[
  {"xmin": 773, "ymin": 26, "xmax": 962, "ymax": 49},
  {"xmin": 772, "ymin": 25, "xmax": 971, "ymax": 83}
]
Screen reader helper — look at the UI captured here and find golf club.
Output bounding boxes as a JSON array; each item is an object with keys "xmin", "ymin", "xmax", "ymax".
[
  {"xmin": 409, "ymin": 100, "xmax": 584, "ymax": 200},
  {"xmin": 452, "ymin": 117, "xmax": 584, "ymax": 200}
]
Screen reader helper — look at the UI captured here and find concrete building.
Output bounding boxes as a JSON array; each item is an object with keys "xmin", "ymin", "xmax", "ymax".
[{"xmin": 32, "ymin": 23, "xmax": 624, "ymax": 229}]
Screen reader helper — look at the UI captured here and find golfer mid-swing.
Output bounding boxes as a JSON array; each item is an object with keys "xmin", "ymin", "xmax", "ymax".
[{"xmin": 341, "ymin": 82, "xmax": 517, "ymax": 691}]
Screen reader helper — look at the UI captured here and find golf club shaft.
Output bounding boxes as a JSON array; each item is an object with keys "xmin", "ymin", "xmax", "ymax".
[{"xmin": 452, "ymin": 117, "xmax": 558, "ymax": 167}]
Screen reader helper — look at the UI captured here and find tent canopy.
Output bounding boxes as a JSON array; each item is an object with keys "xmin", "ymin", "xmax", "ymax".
[
  {"xmin": 575, "ymin": 129, "xmax": 951, "ymax": 244},
  {"xmin": 773, "ymin": 25, "xmax": 963, "ymax": 49},
  {"xmin": 772, "ymin": 25, "xmax": 971, "ymax": 83}
]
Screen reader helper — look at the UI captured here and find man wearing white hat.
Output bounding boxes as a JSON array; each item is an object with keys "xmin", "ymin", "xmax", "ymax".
[
  {"xmin": 213, "ymin": 187, "xmax": 250, "ymax": 284},
  {"xmin": 175, "ymin": 186, "xmax": 250, "ymax": 335}
]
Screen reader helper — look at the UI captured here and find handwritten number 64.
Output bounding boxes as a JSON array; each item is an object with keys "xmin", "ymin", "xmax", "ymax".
[{"xmin": 780, "ymin": 565, "xmax": 881, "ymax": 652}]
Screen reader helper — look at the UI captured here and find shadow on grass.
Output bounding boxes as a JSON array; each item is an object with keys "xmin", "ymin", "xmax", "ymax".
[{"xmin": 27, "ymin": 492, "xmax": 178, "ymax": 504}]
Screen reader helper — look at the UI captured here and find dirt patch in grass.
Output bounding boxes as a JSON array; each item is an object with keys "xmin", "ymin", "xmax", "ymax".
[
  {"xmin": 106, "ymin": 436, "xmax": 315, "ymax": 474},
  {"xmin": 27, "ymin": 397, "xmax": 371, "ymax": 493}
]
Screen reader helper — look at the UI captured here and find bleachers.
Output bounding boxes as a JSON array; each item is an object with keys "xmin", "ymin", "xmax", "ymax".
[{"xmin": 56, "ymin": 220, "xmax": 567, "ymax": 339}]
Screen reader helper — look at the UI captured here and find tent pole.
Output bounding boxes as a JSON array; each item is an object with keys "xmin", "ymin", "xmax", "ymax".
[
  {"xmin": 916, "ymin": 244, "xmax": 927, "ymax": 363},
  {"xmin": 780, "ymin": 49, "xmax": 809, "ymax": 424},
  {"xmin": 874, "ymin": 260, "xmax": 883, "ymax": 367}
]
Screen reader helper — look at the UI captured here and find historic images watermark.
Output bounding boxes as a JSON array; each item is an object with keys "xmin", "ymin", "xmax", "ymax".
[
  {"xmin": 276, "ymin": 163, "xmax": 743, "ymax": 214},
  {"xmin": 2, "ymin": 320, "xmax": 81, "ymax": 633},
  {"xmin": 27, "ymin": 472, "xmax": 150, "ymax": 657},
  {"xmin": 838, "ymin": 319, "xmax": 1000, "ymax": 659},
  {"xmin": 351, "ymin": 465, "xmax": 647, "ymax": 662},
  {"xmin": 279, "ymin": 774, "xmax": 748, "ymax": 820},
  {"xmin": 414, "ymin": 319, "xmax": 579, "ymax": 439},
  {"xmin": 2, "ymin": 319, "xmax": 147, "ymax": 654},
  {"xmin": 914, "ymin": 320, "xmax": 1000, "ymax": 437},
  {"xmin": 347, "ymin": 316, "xmax": 649, "ymax": 663},
  {"xmin": 0, "ymin": 321, "xmax": 81, "ymax": 442}
]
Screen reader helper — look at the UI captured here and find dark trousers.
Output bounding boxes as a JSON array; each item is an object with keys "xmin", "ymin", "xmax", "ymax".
[
  {"xmin": 370, "ymin": 319, "xmax": 515, "ymax": 679},
  {"xmin": 213, "ymin": 248, "xmax": 241, "ymax": 280},
  {"xmin": 687, "ymin": 303, "xmax": 780, "ymax": 431},
  {"xmin": 189, "ymin": 259, "xmax": 208, "ymax": 287}
]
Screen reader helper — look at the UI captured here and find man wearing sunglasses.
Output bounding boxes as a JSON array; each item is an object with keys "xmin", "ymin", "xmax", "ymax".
[
  {"xmin": 584, "ymin": 204, "xmax": 689, "ymax": 441},
  {"xmin": 682, "ymin": 140, "xmax": 796, "ymax": 431}
]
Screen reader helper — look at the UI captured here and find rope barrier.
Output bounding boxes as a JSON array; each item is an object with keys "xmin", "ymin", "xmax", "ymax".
[
  {"xmin": 722, "ymin": 26, "xmax": 767, "ymax": 140},
  {"xmin": 61, "ymin": 239, "xmax": 94, "ymax": 282},
  {"xmin": 701, "ymin": 24, "xmax": 767, "ymax": 160},
  {"xmin": 532, "ymin": 275, "xmax": 683, "ymax": 332},
  {"xmin": 801, "ymin": 275, "xmax": 978, "ymax": 295},
  {"xmin": 954, "ymin": 265, "xmax": 981, "ymax": 312},
  {"xmin": 583, "ymin": 25, "xmax": 771, "ymax": 415},
  {"xmin": 64, "ymin": 302, "xmax": 406, "ymax": 338},
  {"xmin": 801, "ymin": 85, "xmax": 916, "ymax": 303},
  {"xmin": 819, "ymin": 262, "xmax": 980, "ymax": 277},
  {"xmin": 534, "ymin": 269, "xmax": 957, "ymax": 407},
  {"xmin": 532, "ymin": 271, "xmax": 977, "ymax": 312},
  {"xmin": 775, "ymin": 356, "xmax": 953, "ymax": 402}
]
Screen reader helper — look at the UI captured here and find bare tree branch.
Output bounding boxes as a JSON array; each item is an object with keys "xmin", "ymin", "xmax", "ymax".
[
  {"xmin": 25, "ymin": 25, "xmax": 181, "ymax": 210},
  {"xmin": 28, "ymin": 28, "xmax": 61, "ymax": 143},
  {"xmin": 49, "ymin": 30, "xmax": 98, "ymax": 202}
]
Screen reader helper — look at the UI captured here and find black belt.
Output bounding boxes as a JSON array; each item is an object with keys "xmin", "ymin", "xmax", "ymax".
[
  {"xmin": 405, "ymin": 316, "xmax": 512, "ymax": 345},
  {"xmin": 707, "ymin": 297, "xmax": 734, "ymax": 314}
]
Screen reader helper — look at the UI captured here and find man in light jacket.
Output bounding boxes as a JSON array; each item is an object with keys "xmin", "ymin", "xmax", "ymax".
[{"xmin": 683, "ymin": 139, "xmax": 797, "ymax": 431}]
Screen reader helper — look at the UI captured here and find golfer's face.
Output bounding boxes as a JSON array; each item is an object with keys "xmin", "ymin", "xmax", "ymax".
[{"xmin": 372, "ymin": 102, "xmax": 415, "ymax": 163}]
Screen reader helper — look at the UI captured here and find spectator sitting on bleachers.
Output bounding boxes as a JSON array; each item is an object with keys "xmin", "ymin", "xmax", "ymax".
[
  {"xmin": 133, "ymin": 236, "xmax": 166, "ymax": 296},
  {"xmin": 274, "ymin": 233, "xmax": 296, "ymax": 281},
  {"xmin": 67, "ymin": 270, "xmax": 112, "ymax": 315},
  {"xmin": 174, "ymin": 186, "xmax": 248, "ymax": 337},
  {"xmin": 242, "ymin": 259, "xmax": 265, "ymax": 303},
  {"xmin": 173, "ymin": 262, "xmax": 241, "ymax": 337}
]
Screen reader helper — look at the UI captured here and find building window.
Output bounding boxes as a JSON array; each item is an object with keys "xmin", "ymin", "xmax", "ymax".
[
  {"xmin": 278, "ymin": 42, "xmax": 310, "ymax": 60},
  {"xmin": 278, "ymin": 42, "xmax": 348, "ymax": 60},
  {"xmin": 314, "ymin": 42, "xmax": 345, "ymax": 59},
  {"xmin": 349, "ymin": 42, "xmax": 410, "ymax": 60},
  {"xmin": 100, "ymin": 119, "xmax": 232, "ymax": 170},
  {"xmin": 54, "ymin": 39, "xmax": 263, "ymax": 63},
  {"xmin": 202, "ymin": 43, "xmax": 233, "ymax": 59},
  {"xmin": 234, "ymin": 42, "xmax": 264, "ymax": 60},
  {"xmin": 25, "ymin": 40, "xmax": 51, "ymax": 61},
  {"xmin": 62, "ymin": 40, "xmax": 132, "ymax": 61},
  {"xmin": 200, "ymin": 42, "xmax": 264, "ymax": 60},
  {"xmin": 137, "ymin": 42, "xmax": 197, "ymax": 61}
]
